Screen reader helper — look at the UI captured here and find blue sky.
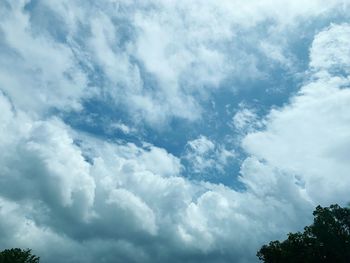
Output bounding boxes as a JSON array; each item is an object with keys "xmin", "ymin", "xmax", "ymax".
[{"xmin": 1, "ymin": 1, "xmax": 350, "ymax": 262}]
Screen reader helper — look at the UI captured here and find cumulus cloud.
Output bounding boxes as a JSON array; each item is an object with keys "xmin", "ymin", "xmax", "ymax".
[
  {"xmin": 183, "ymin": 136, "xmax": 235, "ymax": 175},
  {"xmin": 310, "ymin": 23, "xmax": 350, "ymax": 73},
  {"xmin": 0, "ymin": 89, "xmax": 308, "ymax": 263},
  {"xmin": 243, "ymin": 23, "xmax": 350, "ymax": 206},
  {"xmin": 0, "ymin": 94, "xmax": 95, "ymax": 221},
  {"xmin": 1, "ymin": 1, "xmax": 350, "ymax": 263}
]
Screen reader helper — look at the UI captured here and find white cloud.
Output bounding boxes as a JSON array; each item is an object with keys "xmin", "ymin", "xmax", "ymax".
[
  {"xmin": 0, "ymin": 95, "xmax": 95, "ymax": 221},
  {"xmin": 186, "ymin": 136, "xmax": 216, "ymax": 156},
  {"xmin": 108, "ymin": 122, "xmax": 135, "ymax": 134},
  {"xmin": 310, "ymin": 23, "xmax": 350, "ymax": 73},
  {"xmin": 4, "ymin": 0, "xmax": 345, "ymax": 125},
  {"xmin": 1, "ymin": 1, "xmax": 350, "ymax": 263},
  {"xmin": 183, "ymin": 136, "xmax": 235, "ymax": 175},
  {"xmin": 0, "ymin": 92, "xmax": 297, "ymax": 262},
  {"xmin": 232, "ymin": 107, "xmax": 262, "ymax": 133},
  {"xmin": 0, "ymin": 0, "xmax": 88, "ymax": 115},
  {"xmin": 107, "ymin": 188, "xmax": 158, "ymax": 235},
  {"xmin": 242, "ymin": 23, "xmax": 350, "ymax": 206},
  {"xmin": 183, "ymin": 136, "xmax": 216, "ymax": 173}
]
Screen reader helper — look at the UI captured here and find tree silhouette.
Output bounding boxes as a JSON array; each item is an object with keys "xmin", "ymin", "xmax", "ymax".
[
  {"xmin": 257, "ymin": 204, "xmax": 350, "ymax": 263},
  {"xmin": 0, "ymin": 248, "xmax": 40, "ymax": 263}
]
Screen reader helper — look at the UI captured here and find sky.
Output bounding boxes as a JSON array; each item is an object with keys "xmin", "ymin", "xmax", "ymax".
[{"xmin": 1, "ymin": 0, "xmax": 350, "ymax": 262}]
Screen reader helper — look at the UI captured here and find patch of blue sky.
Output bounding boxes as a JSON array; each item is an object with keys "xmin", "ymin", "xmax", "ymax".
[{"xmin": 63, "ymin": 98, "xmax": 143, "ymax": 145}]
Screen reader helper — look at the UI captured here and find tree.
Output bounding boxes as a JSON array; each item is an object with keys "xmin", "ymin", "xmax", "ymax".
[
  {"xmin": 0, "ymin": 248, "xmax": 40, "ymax": 263},
  {"xmin": 257, "ymin": 204, "xmax": 350, "ymax": 263}
]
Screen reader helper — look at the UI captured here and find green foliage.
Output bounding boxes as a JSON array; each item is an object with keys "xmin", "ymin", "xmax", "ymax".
[
  {"xmin": 0, "ymin": 248, "xmax": 40, "ymax": 263},
  {"xmin": 257, "ymin": 204, "xmax": 350, "ymax": 263}
]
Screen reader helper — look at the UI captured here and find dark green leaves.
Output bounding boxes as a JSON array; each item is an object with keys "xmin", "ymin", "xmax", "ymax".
[
  {"xmin": 0, "ymin": 248, "xmax": 40, "ymax": 263},
  {"xmin": 257, "ymin": 204, "xmax": 350, "ymax": 263}
]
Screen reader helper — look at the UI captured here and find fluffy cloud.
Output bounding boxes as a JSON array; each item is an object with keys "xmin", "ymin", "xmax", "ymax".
[
  {"xmin": 243, "ymin": 23, "xmax": 350, "ymax": 206},
  {"xmin": 0, "ymin": 0, "xmax": 89, "ymax": 115},
  {"xmin": 0, "ymin": 90, "xmax": 308, "ymax": 263},
  {"xmin": 310, "ymin": 23, "xmax": 350, "ymax": 73},
  {"xmin": 0, "ymin": 94, "xmax": 95, "ymax": 221},
  {"xmin": 2, "ymin": 0, "xmax": 348, "ymax": 125},
  {"xmin": 1, "ymin": 1, "xmax": 350, "ymax": 263},
  {"xmin": 183, "ymin": 136, "xmax": 235, "ymax": 175}
]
